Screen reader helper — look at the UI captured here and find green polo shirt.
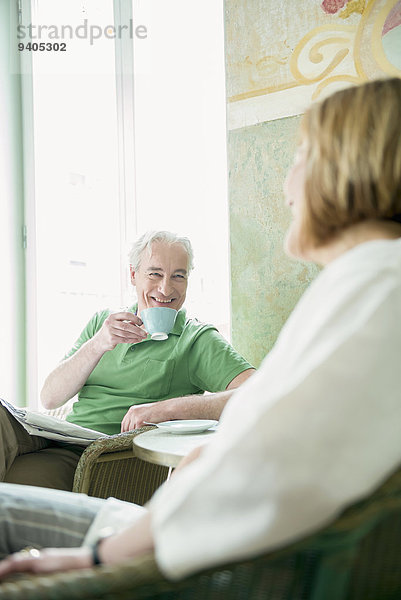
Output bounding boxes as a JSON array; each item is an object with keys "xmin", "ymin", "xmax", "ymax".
[{"xmin": 66, "ymin": 306, "xmax": 253, "ymax": 434}]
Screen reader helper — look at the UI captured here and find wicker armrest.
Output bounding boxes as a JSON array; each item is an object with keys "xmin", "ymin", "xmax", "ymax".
[
  {"xmin": 0, "ymin": 553, "xmax": 173, "ymax": 600},
  {"xmin": 73, "ymin": 428, "xmax": 169, "ymax": 505}
]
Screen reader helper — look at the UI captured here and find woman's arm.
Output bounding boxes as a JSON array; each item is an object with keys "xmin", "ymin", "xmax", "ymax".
[{"xmin": 0, "ymin": 512, "xmax": 154, "ymax": 578}]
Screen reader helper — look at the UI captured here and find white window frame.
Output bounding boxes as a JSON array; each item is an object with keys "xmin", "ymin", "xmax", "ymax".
[{"xmin": 20, "ymin": 0, "xmax": 39, "ymax": 408}]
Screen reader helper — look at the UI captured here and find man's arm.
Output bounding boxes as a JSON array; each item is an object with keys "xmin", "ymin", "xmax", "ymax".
[
  {"xmin": 41, "ymin": 312, "xmax": 147, "ymax": 410},
  {"xmin": 120, "ymin": 368, "xmax": 255, "ymax": 432}
]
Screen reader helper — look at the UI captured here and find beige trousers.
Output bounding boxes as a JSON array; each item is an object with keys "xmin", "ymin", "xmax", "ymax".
[{"xmin": 0, "ymin": 405, "xmax": 84, "ymax": 491}]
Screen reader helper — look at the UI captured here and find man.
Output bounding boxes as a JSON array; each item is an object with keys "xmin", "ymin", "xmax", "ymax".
[{"xmin": 0, "ymin": 230, "xmax": 254, "ymax": 491}]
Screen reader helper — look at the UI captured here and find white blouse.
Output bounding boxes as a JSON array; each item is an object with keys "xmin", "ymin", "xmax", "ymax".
[{"xmin": 148, "ymin": 239, "xmax": 401, "ymax": 579}]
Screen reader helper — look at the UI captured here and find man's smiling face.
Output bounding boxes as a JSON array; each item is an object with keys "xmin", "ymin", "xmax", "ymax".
[{"xmin": 130, "ymin": 241, "xmax": 189, "ymax": 315}]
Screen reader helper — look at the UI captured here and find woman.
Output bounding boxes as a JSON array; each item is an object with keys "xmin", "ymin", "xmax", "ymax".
[{"xmin": 1, "ymin": 77, "xmax": 401, "ymax": 580}]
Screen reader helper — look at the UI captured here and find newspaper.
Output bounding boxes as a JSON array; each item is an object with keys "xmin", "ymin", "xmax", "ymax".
[{"xmin": 0, "ymin": 398, "xmax": 108, "ymax": 446}]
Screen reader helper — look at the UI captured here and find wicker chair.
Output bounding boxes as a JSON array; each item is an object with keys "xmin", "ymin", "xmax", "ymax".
[
  {"xmin": 72, "ymin": 428, "xmax": 169, "ymax": 505},
  {"xmin": 36, "ymin": 401, "xmax": 170, "ymax": 505},
  {"xmin": 1, "ymin": 464, "xmax": 401, "ymax": 599}
]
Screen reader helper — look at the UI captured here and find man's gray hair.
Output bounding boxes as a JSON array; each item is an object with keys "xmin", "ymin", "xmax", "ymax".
[{"xmin": 128, "ymin": 230, "xmax": 194, "ymax": 272}]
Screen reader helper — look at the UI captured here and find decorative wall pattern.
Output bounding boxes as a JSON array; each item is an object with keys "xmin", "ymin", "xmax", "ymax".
[
  {"xmin": 226, "ymin": 0, "xmax": 400, "ymax": 367},
  {"xmin": 226, "ymin": 0, "xmax": 401, "ymax": 129}
]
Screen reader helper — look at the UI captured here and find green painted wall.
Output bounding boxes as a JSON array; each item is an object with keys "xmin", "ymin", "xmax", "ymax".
[{"xmin": 228, "ymin": 117, "xmax": 319, "ymax": 368}]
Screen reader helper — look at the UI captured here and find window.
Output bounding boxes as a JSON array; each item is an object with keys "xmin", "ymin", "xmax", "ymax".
[{"xmin": 23, "ymin": 0, "xmax": 229, "ymax": 408}]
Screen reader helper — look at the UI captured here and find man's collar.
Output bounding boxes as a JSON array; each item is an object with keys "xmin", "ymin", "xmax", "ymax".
[{"xmin": 171, "ymin": 308, "xmax": 186, "ymax": 335}]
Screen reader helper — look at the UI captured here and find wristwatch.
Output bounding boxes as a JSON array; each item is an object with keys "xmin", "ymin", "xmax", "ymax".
[{"xmin": 91, "ymin": 527, "xmax": 115, "ymax": 565}]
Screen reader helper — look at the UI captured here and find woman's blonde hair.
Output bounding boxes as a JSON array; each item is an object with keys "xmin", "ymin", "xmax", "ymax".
[{"xmin": 299, "ymin": 77, "xmax": 401, "ymax": 249}]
